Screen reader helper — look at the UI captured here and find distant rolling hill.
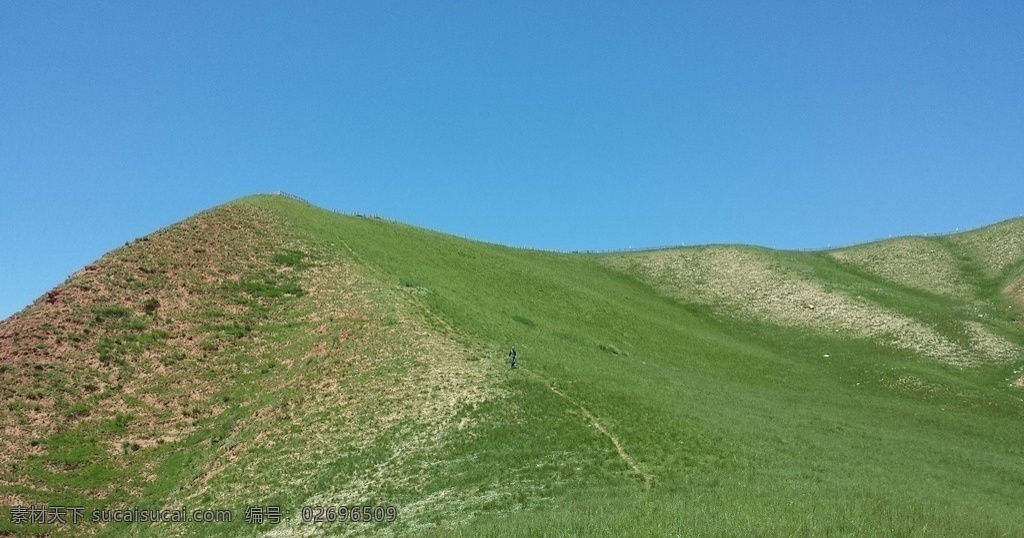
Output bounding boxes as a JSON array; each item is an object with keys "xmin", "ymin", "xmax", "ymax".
[{"xmin": 2, "ymin": 194, "xmax": 1023, "ymax": 536}]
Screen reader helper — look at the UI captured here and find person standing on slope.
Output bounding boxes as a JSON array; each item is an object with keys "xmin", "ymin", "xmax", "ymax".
[{"xmin": 508, "ymin": 346, "xmax": 517, "ymax": 369}]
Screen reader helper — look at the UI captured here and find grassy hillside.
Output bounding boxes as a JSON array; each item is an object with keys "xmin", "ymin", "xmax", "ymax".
[{"xmin": 2, "ymin": 194, "xmax": 1024, "ymax": 536}]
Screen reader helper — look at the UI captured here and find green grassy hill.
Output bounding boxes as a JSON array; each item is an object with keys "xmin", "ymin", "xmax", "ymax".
[{"xmin": 2, "ymin": 194, "xmax": 1023, "ymax": 536}]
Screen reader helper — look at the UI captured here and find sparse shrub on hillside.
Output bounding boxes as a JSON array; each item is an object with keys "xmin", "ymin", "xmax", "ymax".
[
  {"xmin": 512, "ymin": 315, "xmax": 536, "ymax": 327},
  {"xmin": 95, "ymin": 326, "xmax": 168, "ymax": 364},
  {"xmin": 399, "ymin": 278, "xmax": 430, "ymax": 296},
  {"xmin": 92, "ymin": 305, "xmax": 131, "ymax": 322},
  {"xmin": 202, "ymin": 322, "xmax": 252, "ymax": 337},
  {"xmin": 143, "ymin": 297, "xmax": 160, "ymax": 314},
  {"xmin": 161, "ymin": 350, "xmax": 186, "ymax": 366},
  {"xmin": 272, "ymin": 249, "xmax": 311, "ymax": 269},
  {"xmin": 120, "ymin": 316, "xmax": 148, "ymax": 331},
  {"xmin": 137, "ymin": 329, "xmax": 169, "ymax": 345},
  {"xmin": 599, "ymin": 343, "xmax": 627, "ymax": 356},
  {"xmin": 110, "ymin": 413, "xmax": 132, "ymax": 432},
  {"xmin": 62, "ymin": 401, "xmax": 91, "ymax": 419},
  {"xmin": 96, "ymin": 336, "xmax": 119, "ymax": 364}
]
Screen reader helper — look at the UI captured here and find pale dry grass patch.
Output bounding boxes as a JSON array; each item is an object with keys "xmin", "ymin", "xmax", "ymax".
[
  {"xmin": 964, "ymin": 322, "xmax": 1019, "ymax": 363},
  {"xmin": 890, "ymin": 375, "xmax": 944, "ymax": 394},
  {"xmin": 160, "ymin": 246, "xmax": 508, "ymax": 537},
  {"xmin": 284, "ymin": 266, "xmax": 504, "ymax": 535},
  {"xmin": 947, "ymin": 220, "xmax": 1024, "ymax": 277},
  {"xmin": 1005, "ymin": 275, "xmax": 1024, "ymax": 309},
  {"xmin": 829, "ymin": 237, "xmax": 970, "ymax": 297},
  {"xmin": 607, "ymin": 247, "xmax": 1016, "ymax": 366}
]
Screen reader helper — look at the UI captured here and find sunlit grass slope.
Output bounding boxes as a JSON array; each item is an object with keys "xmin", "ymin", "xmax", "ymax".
[
  {"xmin": 264, "ymin": 196, "xmax": 1024, "ymax": 536},
  {"xmin": 2, "ymin": 194, "xmax": 1023, "ymax": 536}
]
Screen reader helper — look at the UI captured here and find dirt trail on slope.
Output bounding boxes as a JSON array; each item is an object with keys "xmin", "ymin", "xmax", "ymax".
[{"xmin": 543, "ymin": 380, "xmax": 653, "ymax": 489}]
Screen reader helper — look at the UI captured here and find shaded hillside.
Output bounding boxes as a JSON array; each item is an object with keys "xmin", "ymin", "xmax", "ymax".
[{"xmin": 2, "ymin": 195, "xmax": 1024, "ymax": 536}]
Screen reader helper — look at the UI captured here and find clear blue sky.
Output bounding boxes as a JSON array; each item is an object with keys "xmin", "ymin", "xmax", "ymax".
[{"xmin": 2, "ymin": 1, "xmax": 1023, "ymax": 319}]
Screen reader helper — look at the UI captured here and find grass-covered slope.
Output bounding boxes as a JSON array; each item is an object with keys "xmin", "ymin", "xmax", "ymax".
[{"xmin": 2, "ymin": 194, "xmax": 1024, "ymax": 536}]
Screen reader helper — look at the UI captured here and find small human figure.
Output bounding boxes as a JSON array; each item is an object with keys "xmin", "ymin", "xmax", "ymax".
[{"xmin": 508, "ymin": 346, "xmax": 517, "ymax": 369}]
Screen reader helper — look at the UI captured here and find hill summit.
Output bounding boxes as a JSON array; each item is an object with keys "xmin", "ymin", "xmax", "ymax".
[{"xmin": 3, "ymin": 194, "xmax": 1024, "ymax": 536}]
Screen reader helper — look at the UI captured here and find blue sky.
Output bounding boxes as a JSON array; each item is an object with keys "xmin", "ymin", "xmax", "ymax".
[{"xmin": 2, "ymin": 1, "xmax": 1023, "ymax": 319}]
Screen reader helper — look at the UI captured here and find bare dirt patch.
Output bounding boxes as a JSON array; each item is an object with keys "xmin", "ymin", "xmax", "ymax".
[{"xmin": 0, "ymin": 201, "xmax": 302, "ymax": 503}]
